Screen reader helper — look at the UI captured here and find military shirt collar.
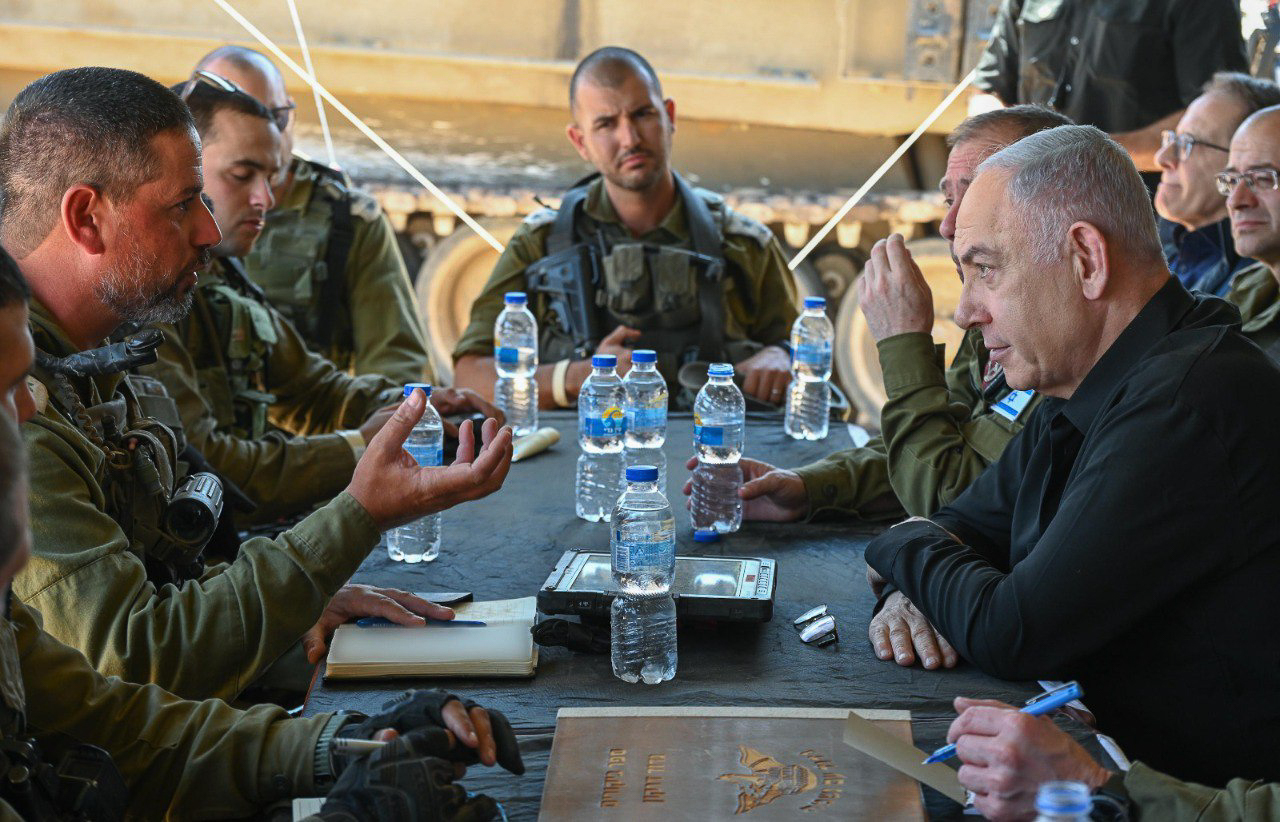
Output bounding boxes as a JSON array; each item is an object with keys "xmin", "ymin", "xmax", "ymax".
[
  {"xmin": 582, "ymin": 174, "xmax": 689, "ymax": 244},
  {"xmin": 1059, "ymin": 276, "xmax": 1197, "ymax": 433},
  {"xmin": 27, "ymin": 297, "xmax": 125, "ymax": 401}
]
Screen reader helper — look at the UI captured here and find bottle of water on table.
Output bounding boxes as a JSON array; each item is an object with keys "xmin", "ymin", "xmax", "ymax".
[
  {"xmin": 784, "ymin": 296, "xmax": 833, "ymax": 440},
  {"xmin": 623, "ymin": 348, "xmax": 668, "ymax": 489},
  {"xmin": 388, "ymin": 383, "xmax": 443, "ymax": 562},
  {"xmin": 691, "ymin": 362, "xmax": 745, "ymax": 534},
  {"xmin": 494, "ymin": 291, "xmax": 539, "ymax": 436},
  {"xmin": 576, "ymin": 354, "xmax": 625, "ymax": 522},
  {"xmin": 611, "ymin": 464, "xmax": 677, "ymax": 685},
  {"xmin": 1033, "ymin": 781, "xmax": 1092, "ymax": 822}
]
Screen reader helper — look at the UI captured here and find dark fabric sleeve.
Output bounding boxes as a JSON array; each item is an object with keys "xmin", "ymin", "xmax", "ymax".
[
  {"xmin": 865, "ymin": 394, "xmax": 1242, "ymax": 680},
  {"xmin": 973, "ymin": 0, "xmax": 1024, "ymax": 102},
  {"xmin": 1168, "ymin": 0, "xmax": 1248, "ymax": 106}
]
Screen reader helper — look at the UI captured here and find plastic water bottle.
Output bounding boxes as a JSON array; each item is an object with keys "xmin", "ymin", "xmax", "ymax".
[
  {"xmin": 494, "ymin": 291, "xmax": 539, "ymax": 437},
  {"xmin": 623, "ymin": 349, "xmax": 668, "ymax": 488},
  {"xmin": 388, "ymin": 383, "xmax": 443, "ymax": 563},
  {"xmin": 611, "ymin": 465, "xmax": 677, "ymax": 684},
  {"xmin": 690, "ymin": 363, "xmax": 745, "ymax": 534},
  {"xmin": 1033, "ymin": 782, "xmax": 1092, "ymax": 822},
  {"xmin": 784, "ymin": 296, "xmax": 833, "ymax": 440},
  {"xmin": 576, "ymin": 354, "xmax": 626, "ymax": 522}
]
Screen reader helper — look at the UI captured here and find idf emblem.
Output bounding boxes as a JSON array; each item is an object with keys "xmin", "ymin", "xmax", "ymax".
[{"xmin": 717, "ymin": 746, "xmax": 819, "ymax": 814}]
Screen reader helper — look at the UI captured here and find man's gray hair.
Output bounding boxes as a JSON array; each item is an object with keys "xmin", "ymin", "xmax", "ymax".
[{"xmin": 975, "ymin": 125, "xmax": 1162, "ymax": 266}]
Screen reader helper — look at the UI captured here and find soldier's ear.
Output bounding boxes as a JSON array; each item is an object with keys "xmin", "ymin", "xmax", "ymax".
[
  {"xmin": 60, "ymin": 184, "xmax": 107, "ymax": 256},
  {"xmin": 565, "ymin": 122, "xmax": 590, "ymax": 162},
  {"xmin": 664, "ymin": 98, "xmax": 676, "ymax": 133}
]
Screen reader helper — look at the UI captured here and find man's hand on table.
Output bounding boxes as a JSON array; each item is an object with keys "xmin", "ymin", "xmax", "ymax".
[
  {"xmin": 681, "ymin": 456, "xmax": 809, "ymax": 522},
  {"xmin": 430, "ymin": 386, "xmax": 506, "ymax": 437},
  {"xmin": 948, "ymin": 697, "xmax": 1112, "ymax": 822},
  {"xmin": 303, "ymin": 584, "xmax": 456, "ymax": 664},
  {"xmin": 346, "ymin": 388, "xmax": 513, "ymax": 530},
  {"xmin": 857, "ymin": 234, "xmax": 936, "ymax": 342},
  {"xmin": 737, "ymin": 346, "xmax": 792, "ymax": 405},
  {"xmin": 869, "ymin": 591, "xmax": 959, "ymax": 670}
]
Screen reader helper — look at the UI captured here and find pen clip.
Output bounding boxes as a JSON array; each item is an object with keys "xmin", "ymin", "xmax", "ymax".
[{"xmin": 1023, "ymin": 680, "xmax": 1081, "ymax": 708}]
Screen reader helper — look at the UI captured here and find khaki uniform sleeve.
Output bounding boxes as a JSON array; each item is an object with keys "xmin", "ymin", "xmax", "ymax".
[
  {"xmin": 142, "ymin": 323, "xmax": 356, "ymax": 521},
  {"xmin": 264, "ymin": 308, "xmax": 402, "ymax": 436},
  {"xmin": 792, "ymin": 435, "xmax": 900, "ymax": 520},
  {"xmin": 15, "ymin": 601, "xmax": 330, "ymax": 818},
  {"xmin": 18, "ymin": 409, "xmax": 380, "ymax": 701},
  {"xmin": 345, "ymin": 211, "xmax": 433, "ymax": 384},
  {"xmin": 452, "ymin": 221, "xmax": 547, "ymax": 361},
  {"xmin": 877, "ymin": 329, "xmax": 1034, "ymax": 517},
  {"xmin": 1124, "ymin": 761, "xmax": 1280, "ymax": 821},
  {"xmin": 736, "ymin": 236, "xmax": 799, "ymax": 347}
]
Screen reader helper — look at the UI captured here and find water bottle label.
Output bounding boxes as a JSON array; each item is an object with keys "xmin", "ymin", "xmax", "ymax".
[
  {"xmin": 794, "ymin": 342, "xmax": 832, "ymax": 367},
  {"xmin": 584, "ymin": 406, "xmax": 626, "ymax": 438},
  {"xmin": 627, "ymin": 407, "xmax": 667, "ymax": 431},
  {"xmin": 694, "ymin": 423, "xmax": 725, "ymax": 447},
  {"xmin": 496, "ymin": 346, "xmax": 520, "ymax": 365},
  {"xmin": 404, "ymin": 444, "xmax": 443, "ymax": 467},
  {"xmin": 613, "ymin": 528, "xmax": 674, "ymax": 571}
]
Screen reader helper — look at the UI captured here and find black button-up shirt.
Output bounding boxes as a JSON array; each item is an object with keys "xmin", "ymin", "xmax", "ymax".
[
  {"xmin": 867, "ymin": 278, "xmax": 1280, "ymax": 787},
  {"xmin": 975, "ymin": 0, "xmax": 1247, "ymax": 133}
]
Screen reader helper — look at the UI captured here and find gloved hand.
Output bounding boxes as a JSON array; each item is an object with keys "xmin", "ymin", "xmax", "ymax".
[
  {"xmin": 336, "ymin": 690, "xmax": 524, "ymax": 777},
  {"xmin": 314, "ymin": 730, "xmax": 499, "ymax": 822}
]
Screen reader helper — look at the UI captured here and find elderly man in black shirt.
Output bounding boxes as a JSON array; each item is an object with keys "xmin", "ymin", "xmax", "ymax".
[
  {"xmin": 864, "ymin": 124, "xmax": 1280, "ymax": 790},
  {"xmin": 975, "ymin": 0, "xmax": 1247, "ymax": 171}
]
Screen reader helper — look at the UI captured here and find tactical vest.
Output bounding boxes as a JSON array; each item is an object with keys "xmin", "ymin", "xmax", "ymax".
[
  {"xmin": 31, "ymin": 332, "xmax": 207, "ymax": 587},
  {"xmin": 244, "ymin": 159, "xmax": 356, "ymax": 366},
  {"xmin": 188, "ymin": 258, "xmax": 281, "ymax": 441},
  {"xmin": 527, "ymin": 173, "xmax": 754, "ymax": 392}
]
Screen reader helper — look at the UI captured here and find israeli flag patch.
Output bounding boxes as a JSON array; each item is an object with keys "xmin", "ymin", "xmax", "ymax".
[{"xmin": 993, "ymin": 389, "xmax": 1035, "ymax": 422}]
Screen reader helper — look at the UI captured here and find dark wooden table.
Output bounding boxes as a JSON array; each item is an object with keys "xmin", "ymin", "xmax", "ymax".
[{"xmin": 304, "ymin": 412, "xmax": 1095, "ymax": 819}]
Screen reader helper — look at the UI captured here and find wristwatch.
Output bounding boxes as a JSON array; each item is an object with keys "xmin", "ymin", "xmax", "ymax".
[{"xmin": 312, "ymin": 711, "xmax": 361, "ymax": 787}]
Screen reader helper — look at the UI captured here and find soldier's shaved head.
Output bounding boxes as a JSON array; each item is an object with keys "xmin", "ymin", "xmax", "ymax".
[
  {"xmin": 569, "ymin": 46, "xmax": 664, "ymax": 112},
  {"xmin": 196, "ymin": 45, "xmax": 284, "ymax": 87},
  {"xmin": 194, "ymin": 45, "xmax": 294, "ymax": 154}
]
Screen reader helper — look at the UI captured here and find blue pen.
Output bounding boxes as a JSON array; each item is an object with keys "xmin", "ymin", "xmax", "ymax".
[
  {"xmin": 922, "ymin": 681, "xmax": 1084, "ymax": 765},
  {"xmin": 355, "ymin": 617, "xmax": 487, "ymax": 627}
]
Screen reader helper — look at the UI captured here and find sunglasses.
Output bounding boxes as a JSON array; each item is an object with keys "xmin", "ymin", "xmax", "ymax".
[
  {"xmin": 793, "ymin": 604, "xmax": 838, "ymax": 647},
  {"xmin": 180, "ymin": 70, "xmax": 296, "ymax": 132}
]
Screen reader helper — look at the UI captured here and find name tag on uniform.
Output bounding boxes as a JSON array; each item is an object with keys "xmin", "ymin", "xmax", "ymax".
[{"xmin": 992, "ymin": 389, "xmax": 1035, "ymax": 422}]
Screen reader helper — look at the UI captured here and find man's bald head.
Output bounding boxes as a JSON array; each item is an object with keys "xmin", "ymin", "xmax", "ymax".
[
  {"xmin": 1226, "ymin": 105, "xmax": 1280, "ymax": 266},
  {"xmin": 194, "ymin": 46, "xmax": 293, "ymax": 152},
  {"xmin": 569, "ymin": 47, "xmax": 664, "ymax": 113}
]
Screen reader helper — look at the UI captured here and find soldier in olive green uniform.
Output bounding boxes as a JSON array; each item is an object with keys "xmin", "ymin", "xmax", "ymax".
[
  {"xmin": 453, "ymin": 47, "xmax": 798, "ymax": 408},
  {"xmin": 1225, "ymin": 262, "xmax": 1280, "ymax": 361},
  {"xmin": 197, "ymin": 45, "xmax": 433, "ymax": 385},
  {"xmin": 716, "ymin": 106, "xmax": 1070, "ymax": 530}
]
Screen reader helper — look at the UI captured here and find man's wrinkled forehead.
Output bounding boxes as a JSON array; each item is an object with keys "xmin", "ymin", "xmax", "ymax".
[
  {"xmin": 953, "ymin": 169, "xmax": 1010, "ymax": 256},
  {"xmin": 1228, "ymin": 116, "xmax": 1280, "ymax": 172},
  {"xmin": 942, "ymin": 133, "xmax": 1016, "ymax": 195}
]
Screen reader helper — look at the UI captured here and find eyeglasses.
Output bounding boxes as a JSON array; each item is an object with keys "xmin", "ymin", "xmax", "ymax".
[
  {"xmin": 1215, "ymin": 168, "xmax": 1280, "ymax": 197},
  {"xmin": 1160, "ymin": 130, "xmax": 1229, "ymax": 163},
  {"xmin": 180, "ymin": 70, "xmax": 295, "ymax": 132},
  {"xmin": 793, "ymin": 605, "xmax": 838, "ymax": 647}
]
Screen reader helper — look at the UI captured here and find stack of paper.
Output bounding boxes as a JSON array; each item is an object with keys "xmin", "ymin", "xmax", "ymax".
[{"xmin": 326, "ymin": 596, "xmax": 538, "ymax": 679}]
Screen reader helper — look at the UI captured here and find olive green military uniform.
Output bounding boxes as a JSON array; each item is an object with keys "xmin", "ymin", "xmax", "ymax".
[
  {"xmin": 453, "ymin": 176, "xmax": 799, "ymax": 382},
  {"xmin": 0, "ymin": 597, "xmax": 333, "ymax": 818},
  {"xmin": 140, "ymin": 256, "xmax": 402, "ymax": 523},
  {"xmin": 1226, "ymin": 261, "xmax": 1280, "ymax": 363},
  {"xmin": 245, "ymin": 157, "xmax": 432, "ymax": 384},
  {"xmin": 20, "ymin": 299, "xmax": 383, "ymax": 701},
  {"xmin": 1115, "ymin": 761, "xmax": 1280, "ymax": 820},
  {"xmin": 793, "ymin": 327, "xmax": 1041, "ymax": 518}
]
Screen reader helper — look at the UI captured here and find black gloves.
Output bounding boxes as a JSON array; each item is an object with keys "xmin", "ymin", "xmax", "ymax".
[
  {"xmin": 336, "ymin": 689, "xmax": 524, "ymax": 777},
  {"xmin": 315, "ymin": 730, "xmax": 500, "ymax": 822}
]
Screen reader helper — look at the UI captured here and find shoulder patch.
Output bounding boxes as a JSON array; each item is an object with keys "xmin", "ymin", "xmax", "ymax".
[
  {"xmin": 522, "ymin": 207, "xmax": 558, "ymax": 231},
  {"xmin": 721, "ymin": 204, "xmax": 775, "ymax": 249},
  {"xmin": 27, "ymin": 376, "xmax": 48, "ymax": 414},
  {"xmin": 348, "ymin": 188, "xmax": 383, "ymax": 223}
]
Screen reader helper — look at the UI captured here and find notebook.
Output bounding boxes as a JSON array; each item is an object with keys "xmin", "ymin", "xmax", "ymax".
[{"xmin": 325, "ymin": 596, "xmax": 538, "ymax": 679}]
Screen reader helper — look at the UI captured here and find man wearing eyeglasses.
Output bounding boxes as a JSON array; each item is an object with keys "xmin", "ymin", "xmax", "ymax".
[
  {"xmin": 193, "ymin": 46, "xmax": 435, "ymax": 387},
  {"xmin": 1155, "ymin": 73, "xmax": 1279, "ymax": 297},
  {"xmin": 1220, "ymin": 104, "xmax": 1280, "ymax": 363}
]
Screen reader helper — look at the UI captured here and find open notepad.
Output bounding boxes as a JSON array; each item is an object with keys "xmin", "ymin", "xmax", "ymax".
[{"xmin": 325, "ymin": 596, "xmax": 538, "ymax": 679}]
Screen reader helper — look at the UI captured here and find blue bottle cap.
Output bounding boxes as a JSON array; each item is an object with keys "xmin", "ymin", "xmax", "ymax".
[
  {"xmin": 804, "ymin": 296, "xmax": 826, "ymax": 309},
  {"xmin": 626, "ymin": 465, "xmax": 659, "ymax": 482},
  {"xmin": 708, "ymin": 363, "xmax": 734, "ymax": 377},
  {"xmin": 504, "ymin": 291, "xmax": 527, "ymax": 305},
  {"xmin": 693, "ymin": 528, "xmax": 721, "ymax": 542},
  {"xmin": 631, "ymin": 349, "xmax": 657, "ymax": 364},
  {"xmin": 592, "ymin": 354, "xmax": 617, "ymax": 368},
  {"xmin": 402, "ymin": 382, "xmax": 433, "ymax": 398}
]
